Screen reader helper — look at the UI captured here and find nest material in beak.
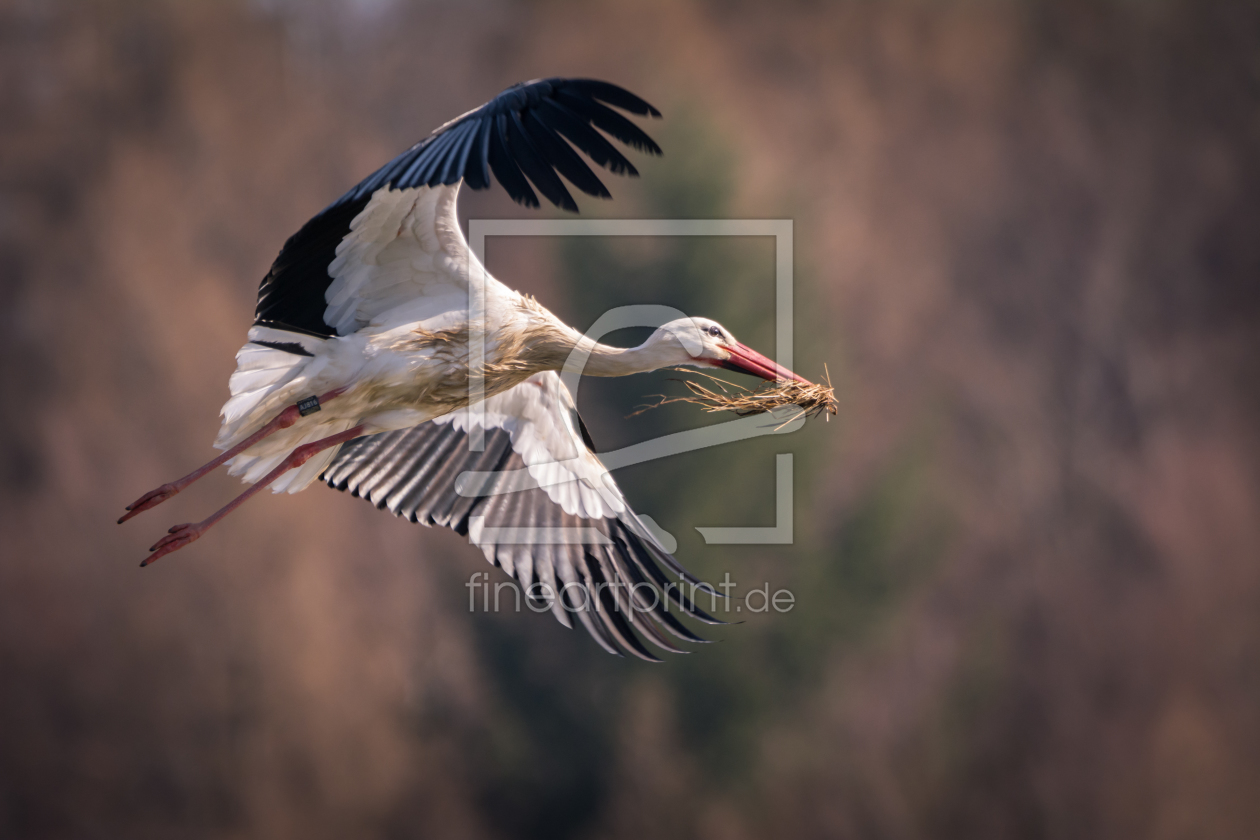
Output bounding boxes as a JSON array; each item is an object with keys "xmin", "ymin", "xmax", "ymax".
[{"xmin": 631, "ymin": 367, "xmax": 838, "ymax": 422}]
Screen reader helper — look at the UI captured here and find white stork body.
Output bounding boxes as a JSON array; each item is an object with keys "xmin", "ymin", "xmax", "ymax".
[
  {"xmin": 214, "ymin": 184, "xmax": 505, "ymax": 493},
  {"xmin": 121, "ymin": 79, "xmax": 810, "ymax": 660}
]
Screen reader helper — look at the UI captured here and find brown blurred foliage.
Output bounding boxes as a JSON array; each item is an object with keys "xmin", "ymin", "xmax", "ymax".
[{"xmin": 2, "ymin": 0, "xmax": 1259, "ymax": 838}]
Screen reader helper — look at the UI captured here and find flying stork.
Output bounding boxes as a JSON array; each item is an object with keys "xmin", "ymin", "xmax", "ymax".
[{"xmin": 119, "ymin": 78, "xmax": 812, "ymax": 660}]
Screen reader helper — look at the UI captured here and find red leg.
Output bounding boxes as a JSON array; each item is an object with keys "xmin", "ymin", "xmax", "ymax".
[
  {"xmin": 139, "ymin": 424, "xmax": 365, "ymax": 567},
  {"xmin": 119, "ymin": 388, "xmax": 345, "ymax": 524}
]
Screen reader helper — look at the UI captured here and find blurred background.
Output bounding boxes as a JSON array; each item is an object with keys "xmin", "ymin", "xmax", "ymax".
[{"xmin": 3, "ymin": 0, "xmax": 1259, "ymax": 837}]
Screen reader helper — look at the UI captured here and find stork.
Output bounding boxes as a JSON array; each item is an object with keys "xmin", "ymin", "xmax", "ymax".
[{"xmin": 119, "ymin": 78, "xmax": 812, "ymax": 660}]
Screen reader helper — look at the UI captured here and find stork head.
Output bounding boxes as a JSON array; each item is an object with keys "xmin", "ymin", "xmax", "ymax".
[{"xmin": 654, "ymin": 317, "xmax": 811, "ymax": 383}]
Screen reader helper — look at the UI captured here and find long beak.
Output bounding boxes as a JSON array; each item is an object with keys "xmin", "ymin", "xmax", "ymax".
[{"xmin": 715, "ymin": 343, "xmax": 812, "ymax": 384}]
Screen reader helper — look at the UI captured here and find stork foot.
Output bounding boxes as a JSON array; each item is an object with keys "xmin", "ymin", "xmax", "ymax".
[
  {"xmin": 133, "ymin": 422, "xmax": 364, "ymax": 568},
  {"xmin": 119, "ymin": 483, "xmax": 181, "ymax": 524},
  {"xmin": 141, "ymin": 522, "xmax": 205, "ymax": 566}
]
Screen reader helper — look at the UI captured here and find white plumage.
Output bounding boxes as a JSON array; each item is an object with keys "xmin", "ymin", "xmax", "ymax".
[
  {"xmin": 215, "ymin": 184, "xmax": 493, "ymax": 492},
  {"xmin": 120, "ymin": 78, "xmax": 811, "ymax": 659}
]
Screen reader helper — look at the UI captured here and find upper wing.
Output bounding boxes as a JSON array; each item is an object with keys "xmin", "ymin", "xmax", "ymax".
[
  {"xmin": 253, "ymin": 78, "xmax": 661, "ymax": 338},
  {"xmin": 321, "ymin": 373, "xmax": 721, "ymax": 661}
]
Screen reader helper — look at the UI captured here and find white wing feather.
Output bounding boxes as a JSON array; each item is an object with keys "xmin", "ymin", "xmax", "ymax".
[
  {"xmin": 215, "ymin": 183, "xmax": 519, "ymax": 493},
  {"xmin": 438, "ymin": 373, "xmax": 627, "ymax": 522},
  {"xmin": 323, "ymin": 184, "xmax": 513, "ymax": 335}
]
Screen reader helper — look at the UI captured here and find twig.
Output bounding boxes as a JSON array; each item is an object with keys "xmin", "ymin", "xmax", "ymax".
[{"xmin": 629, "ymin": 367, "xmax": 838, "ymax": 420}]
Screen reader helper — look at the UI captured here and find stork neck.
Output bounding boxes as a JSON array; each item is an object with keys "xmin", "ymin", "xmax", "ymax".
[
  {"xmin": 513, "ymin": 301, "xmax": 685, "ymax": 378},
  {"xmin": 555, "ymin": 329, "xmax": 677, "ymax": 378}
]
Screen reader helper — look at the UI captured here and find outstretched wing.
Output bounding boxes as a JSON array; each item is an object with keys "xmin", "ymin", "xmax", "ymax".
[
  {"xmin": 321, "ymin": 373, "xmax": 721, "ymax": 661},
  {"xmin": 253, "ymin": 78, "xmax": 661, "ymax": 338}
]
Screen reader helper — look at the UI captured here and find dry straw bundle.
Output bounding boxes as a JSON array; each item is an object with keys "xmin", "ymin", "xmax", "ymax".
[{"xmin": 631, "ymin": 366, "xmax": 838, "ymax": 424}]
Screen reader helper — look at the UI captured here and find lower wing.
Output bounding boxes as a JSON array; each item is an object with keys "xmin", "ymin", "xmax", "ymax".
[{"xmin": 321, "ymin": 372, "xmax": 722, "ymax": 660}]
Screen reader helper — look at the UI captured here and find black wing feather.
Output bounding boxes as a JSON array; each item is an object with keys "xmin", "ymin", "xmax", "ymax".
[
  {"xmin": 465, "ymin": 119, "xmax": 494, "ymax": 190},
  {"xmin": 253, "ymin": 196, "xmax": 370, "ymax": 338},
  {"xmin": 562, "ymin": 78, "xmax": 662, "ymax": 117},
  {"xmin": 489, "ymin": 113, "xmax": 540, "ymax": 208},
  {"xmin": 534, "ymin": 98, "xmax": 638, "ymax": 176},
  {"xmin": 252, "ymin": 78, "xmax": 660, "ymax": 337},
  {"xmin": 553, "ymin": 90, "xmax": 663, "ymax": 155},
  {"xmin": 521, "ymin": 110, "xmax": 611, "ymax": 199},
  {"xmin": 437, "ymin": 120, "xmax": 479, "ymax": 186},
  {"xmin": 410, "ymin": 127, "xmax": 460, "ymax": 187},
  {"xmin": 507, "ymin": 110, "xmax": 577, "ymax": 212}
]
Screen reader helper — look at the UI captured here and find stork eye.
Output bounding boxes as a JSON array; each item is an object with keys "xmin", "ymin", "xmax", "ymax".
[{"xmin": 707, "ymin": 326, "xmax": 723, "ymax": 338}]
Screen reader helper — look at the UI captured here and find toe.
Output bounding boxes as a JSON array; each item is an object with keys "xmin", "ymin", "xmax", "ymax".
[
  {"xmin": 148, "ymin": 524, "xmax": 199, "ymax": 554},
  {"xmin": 141, "ymin": 534, "xmax": 193, "ymax": 566},
  {"xmin": 118, "ymin": 485, "xmax": 178, "ymax": 523}
]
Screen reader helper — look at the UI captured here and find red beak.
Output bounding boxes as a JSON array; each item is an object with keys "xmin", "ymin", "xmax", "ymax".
[{"xmin": 714, "ymin": 343, "xmax": 812, "ymax": 384}]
